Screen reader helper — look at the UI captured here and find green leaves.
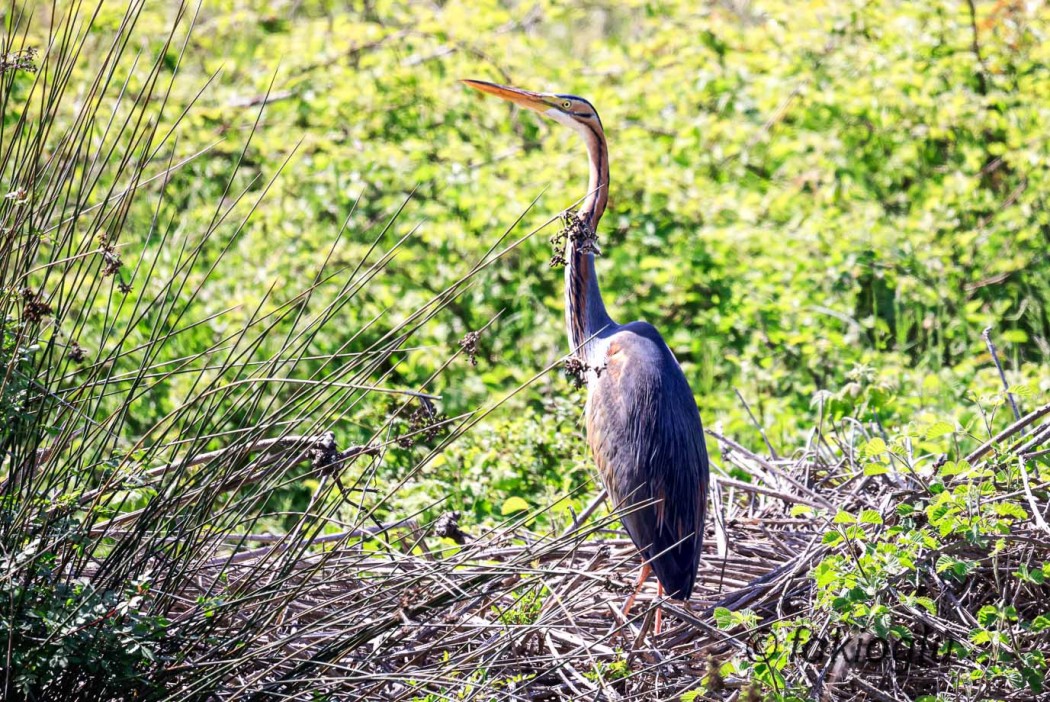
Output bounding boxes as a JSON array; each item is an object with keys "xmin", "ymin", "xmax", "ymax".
[
  {"xmin": 858, "ymin": 509, "xmax": 884, "ymax": 526},
  {"xmin": 500, "ymin": 496, "xmax": 530, "ymax": 516},
  {"xmin": 863, "ymin": 462, "xmax": 890, "ymax": 476},
  {"xmin": 935, "ymin": 555, "xmax": 974, "ymax": 580},
  {"xmin": 1015, "ymin": 563, "xmax": 1048, "ymax": 585},
  {"xmin": 6, "ymin": 2, "xmax": 1050, "ymax": 701},
  {"xmin": 832, "ymin": 510, "xmax": 856, "ymax": 525},
  {"xmin": 994, "ymin": 502, "xmax": 1029, "ymax": 521},
  {"xmin": 924, "ymin": 421, "xmax": 955, "ymax": 440},
  {"xmin": 713, "ymin": 606, "xmax": 758, "ymax": 630},
  {"xmin": 861, "ymin": 438, "xmax": 888, "ymax": 459},
  {"xmin": 829, "ymin": 509, "xmax": 883, "ymax": 527},
  {"xmin": 822, "ymin": 531, "xmax": 844, "ymax": 547}
]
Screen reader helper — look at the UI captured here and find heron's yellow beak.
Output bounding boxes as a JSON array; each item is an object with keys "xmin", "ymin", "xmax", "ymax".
[{"xmin": 461, "ymin": 79, "xmax": 552, "ymax": 113}]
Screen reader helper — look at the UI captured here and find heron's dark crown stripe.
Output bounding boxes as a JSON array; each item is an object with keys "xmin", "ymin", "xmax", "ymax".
[
  {"xmin": 555, "ymin": 93, "xmax": 591, "ymax": 105},
  {"xmin": 555, "ymin": 93, "xmax": 602, "ymax": 125}
]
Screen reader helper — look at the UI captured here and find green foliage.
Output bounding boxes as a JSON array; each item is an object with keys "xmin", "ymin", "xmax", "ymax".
[
  {"xmin": 0, "ymin": 545, "xmax": 167, "ymax": 698},
  {"xmin": 584, "ymin": 653, "xmax": 630, "ymax": 684},
  {"xmin": 6, "ymin": 0, "xmax": 1046, "ymax": 528},
  {"xmin": 714, "ymin": 606, "xmax": 759, "ymax": 631},
  {"xmin": 805, "ymin": 438, "xmax": 1050, "ymax": 698},
  {"xmin": 16, "ymin": 0, "xmax": 1044, "ymax": 502},
  {"xmin": 494, "ymin": 583, "xmax": 548, "ymax": 625},
  {"xmin": 720, "ymin": 412, "xmax": 1050, "ymax": 701},
  {"xmin": 2, "ymin": 0, "xmax": 1050, "ymax": 699},
  {"xmin": 407, "ymin": 395, "xmax": 592, "ymax": 524}
]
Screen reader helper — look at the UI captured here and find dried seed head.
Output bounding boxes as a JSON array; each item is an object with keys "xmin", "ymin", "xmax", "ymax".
[
  {"xmin": 101, "ymin": 248, "xmax": 123, "ymax": 277},
  {"xmin": 549, "ymin": 228, "xmax": 568, "ymax": 268},
  {"xmin": 563, "ymin": 355, "xmax": 604, "ymax": 389},
  {"xmin": 564, "ymin": 356, "xmax": 588, "ymax": 388},
  {"xmin": 308, "ymin": 431, "xmax": 339, "ymax": 472},
  {"xmin": 459, "ymin": 330, "xmax": 481, "ymax": 366},
  {"xmin": 67, "ymin": 341, "xmax": 86, "ymax": 363},
  {"xmin": 21, "ymin": 287, "xmax": 52, "ymax": 323},
  {"xmin": 433, "ymin": 511, "xmax": 469, "ymax": 544},
  {"xmin": 1, "ymin": 48, "xmax": 38, "ymax": 73},
  {"xmin": 705, "ymin": 655, "xmax": 724, "ymax": 692},
  {"xmin": 742, "ymin": 684, "xmax": 763, "ymax": 702},
  {"xmin": 397, "ymin": 398, "xmax": 444, "ymax": 448},
  {"xmin": 562, "ymin": 211, "xmax": 600, "ymax": 254},
  {"xmin": 549, "ymin": 212, "xmax": 601, "ymax": 267},
  {"xmin": 5, "ymin": 187, "xmax": 28, "ymax": 204}
]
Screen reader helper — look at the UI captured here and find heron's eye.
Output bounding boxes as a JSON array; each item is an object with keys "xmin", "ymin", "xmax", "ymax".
[{"xmin": 561, "ymin": 100, "xmax": 572, "ymax": 109}]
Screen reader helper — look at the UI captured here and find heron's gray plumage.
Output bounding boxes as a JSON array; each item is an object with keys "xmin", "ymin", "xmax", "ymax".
[
  {"xmin": 463, "ymin": 78, "xmax": 710, "ymax": 608},
  {"xmin": 585, "ymin": 322, "xmax": 708, "ymax": 599}
]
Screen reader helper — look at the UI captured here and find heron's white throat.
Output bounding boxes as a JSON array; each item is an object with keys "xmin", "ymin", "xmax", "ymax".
[{"xmin": 545, "ymin": 107, "xmax": 587, "ymax": 134}]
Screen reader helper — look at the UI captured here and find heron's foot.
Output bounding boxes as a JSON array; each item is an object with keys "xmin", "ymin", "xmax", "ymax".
[
  {"xmin": 621, "ymin": 562, "xmax": 652, "ymax": 617},
  {"xmin": 655, "ymin": 581, "xmax": 664, "ymax": 635}
]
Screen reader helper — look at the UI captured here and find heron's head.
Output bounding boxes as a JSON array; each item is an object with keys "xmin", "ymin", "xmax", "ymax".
[{"xmin": 461, "ymin": 79, "xmax": 603, "ymax": 137}]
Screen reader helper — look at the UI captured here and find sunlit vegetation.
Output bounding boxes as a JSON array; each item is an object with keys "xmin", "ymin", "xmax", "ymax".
[{"xmin": 1, "ymin": 1, "xmax": 1048, "ymax": 699}]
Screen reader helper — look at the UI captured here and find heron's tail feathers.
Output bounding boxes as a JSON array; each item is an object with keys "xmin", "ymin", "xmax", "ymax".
[{"xmin": 650, "ymin": 537, "xmax": 700, "ymax": 600}]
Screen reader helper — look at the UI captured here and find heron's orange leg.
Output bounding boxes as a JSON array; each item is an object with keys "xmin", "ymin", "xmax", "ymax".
[
  {"xmin": 621, "ymin": 563, "xmax": 652, "ymax": 617},
  {"xmin": 655, "ymin": 581, "xmax": 664, "ymax": 634}
]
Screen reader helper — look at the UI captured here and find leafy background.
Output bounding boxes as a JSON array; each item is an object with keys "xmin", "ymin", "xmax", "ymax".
[
  {"xmin": 4, "ymin": 1, "xmax": 1050, "ymax": 699},
  {"xmin": 20, "ymin": 0, "xmax": 1050, "ymax": 526}
]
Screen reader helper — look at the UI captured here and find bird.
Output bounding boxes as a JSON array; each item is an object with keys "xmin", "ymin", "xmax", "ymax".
[{"xmin": 462, "ymin": 79, "xmax": 710, "ymax": 633}]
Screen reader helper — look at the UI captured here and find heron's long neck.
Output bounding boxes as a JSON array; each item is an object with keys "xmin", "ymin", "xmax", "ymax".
[{"xmin": 565, "ymin": 121, "xmax": 613, "ymax": 365}]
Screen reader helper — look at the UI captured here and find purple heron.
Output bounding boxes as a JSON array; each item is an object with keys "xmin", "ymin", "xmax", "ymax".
[{"xmin": 463, "ymin": 79, "xmax": 710, "ymax": 632}]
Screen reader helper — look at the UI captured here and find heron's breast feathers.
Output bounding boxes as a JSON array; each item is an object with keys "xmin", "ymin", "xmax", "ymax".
[{"xmin": 585, "ymin": 326, "xmax": 708, "ymax": 528}]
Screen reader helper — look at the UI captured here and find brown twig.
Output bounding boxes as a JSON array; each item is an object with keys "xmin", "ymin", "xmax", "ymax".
[{"xmin": 983, "ymin": 327, "xmax": 1022, "ymax": 423}]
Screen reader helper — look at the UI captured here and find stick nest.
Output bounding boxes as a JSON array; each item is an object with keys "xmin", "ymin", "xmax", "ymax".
[{"xmin": 135, "ymin": 406, "xmax": 1050, "ymax": 699}]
